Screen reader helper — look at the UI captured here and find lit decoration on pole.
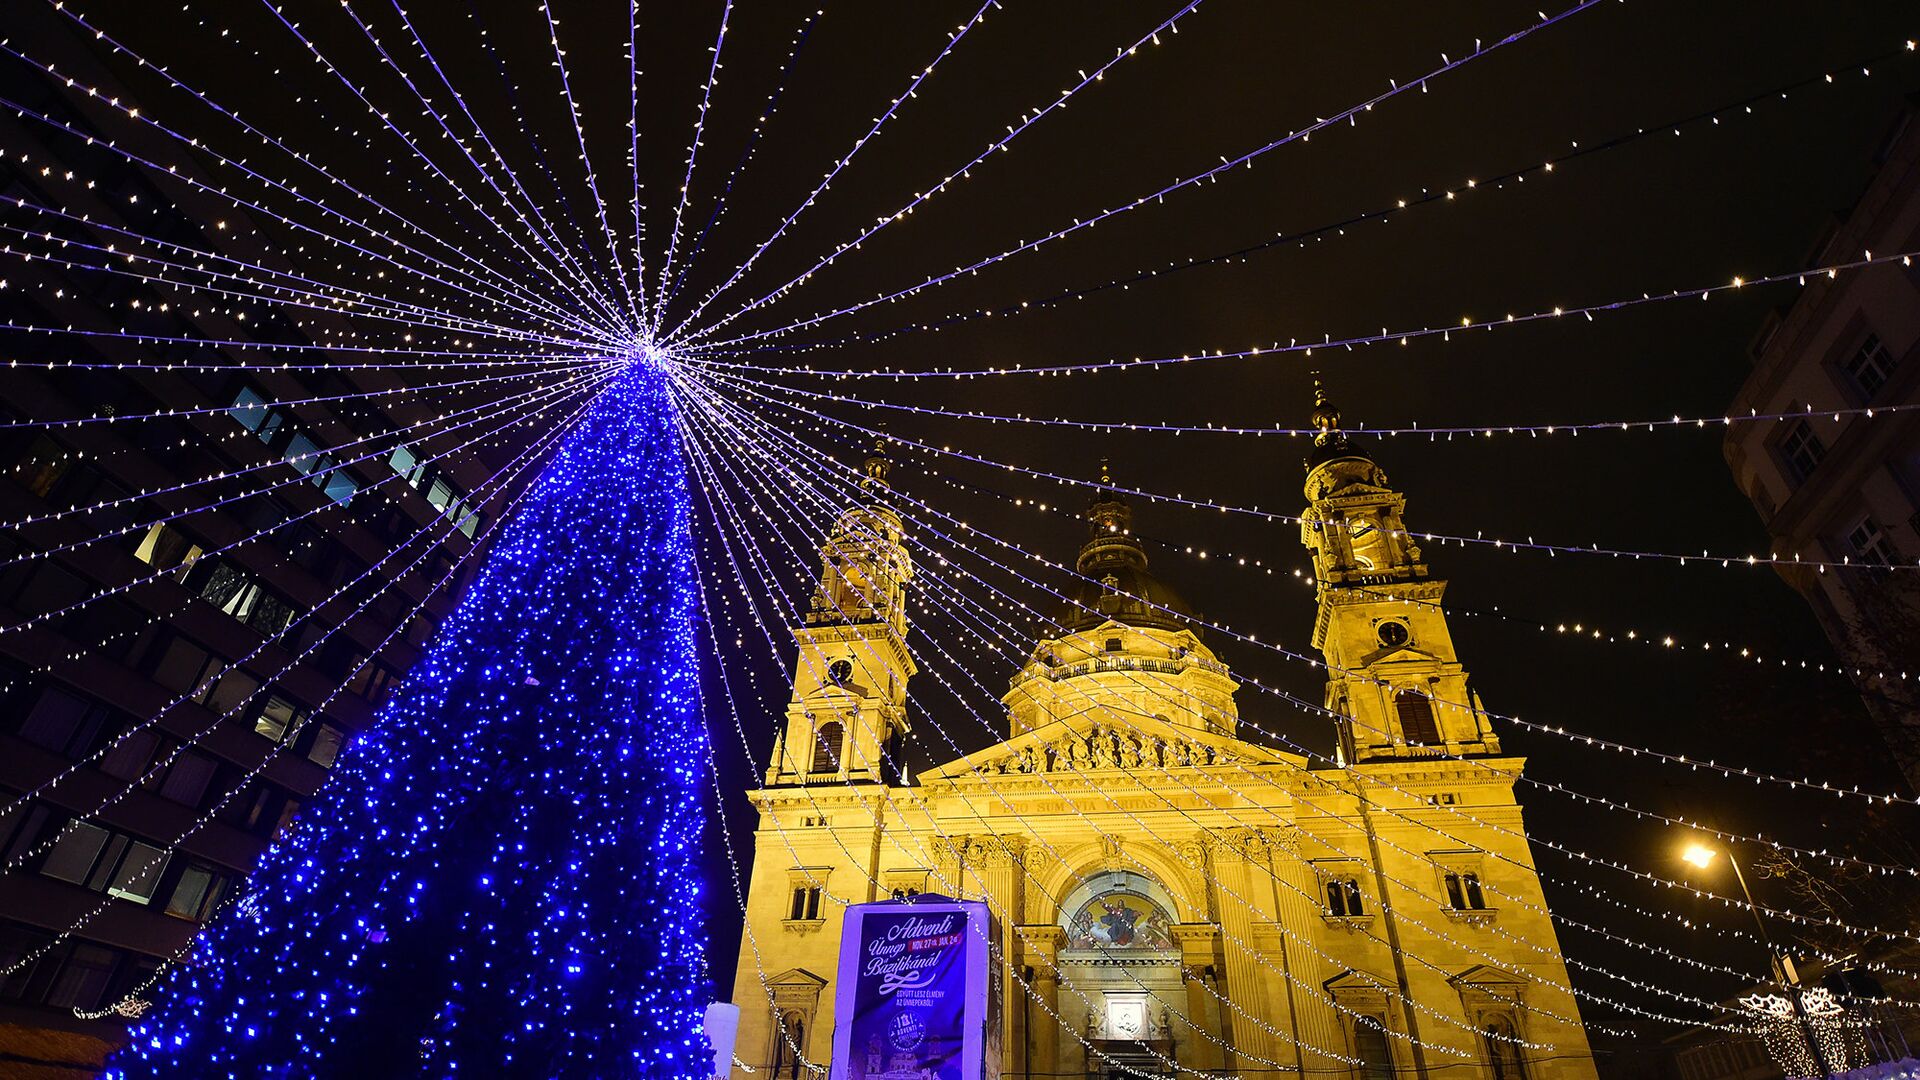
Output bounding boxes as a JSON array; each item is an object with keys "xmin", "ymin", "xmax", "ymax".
[
  {"xmin": 1740, "ymin": 987, "xmax": 1874, "ymax": 1078},
  {"xmin": 108, "ymin": 360, "xmax": 710, "ymax": 1076}
]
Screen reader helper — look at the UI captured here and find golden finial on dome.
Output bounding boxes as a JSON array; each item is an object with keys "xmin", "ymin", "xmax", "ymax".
[{"xmin": 1309, "ymin": 375, "xmax": 1341, "ymax": 434}]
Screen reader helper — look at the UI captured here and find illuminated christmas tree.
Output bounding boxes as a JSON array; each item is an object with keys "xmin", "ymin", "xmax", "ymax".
[{"xmin": 111, "ymin": 363, "xmax": 710, "ymax": 1077}]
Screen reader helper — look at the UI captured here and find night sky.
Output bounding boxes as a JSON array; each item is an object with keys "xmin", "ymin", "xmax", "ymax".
[{"xmin": 32, "ymin": 0, "xmax": 1920, "ymax": 1064}]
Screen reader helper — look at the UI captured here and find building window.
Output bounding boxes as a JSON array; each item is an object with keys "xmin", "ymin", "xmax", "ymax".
[
  {"xmin": 99, "ymin": 728, "xmax": 161, "ymax": 782},
  {"xmin": 389, "ymin": 444, "xmax": 423, "ymax": 483},
  {"xmin": 1844, "ymin": 333, "xmax": 1898, "ymax": 397},
  {"xmin": 1326, "ymin": 877, "xmax": 1365, "ymax": 917},
  {"xmin": 16, "ymin": 687, "xmax": 108, "ymax": 759},
  {"xmin": 41, "ymin": 821, "xmax": 110, "ymax": 885},
  {"xmin": 307, "ymin": 724, "xmax": 346, "ymax": 768},
  {"xmin": 1847, "ymin": 516, "xmax": 1897, "ymax": 566},
  {"xmin": 1778, "ymin": 419, "xmax": 1826, "ymax": 483},
  {"xmin": 227, "ymin": 386, "xmax": 281, "ymax": 442},
  {"xmin": 40, "ymin": 821, "xmax": 169, "ymax": 904},
  {"xmin": 1105, "ymin": 637, "xmax": 1123, "ymax": 652},
  {"xmin": 164, "ymin": 863, "xmax": 227, "ymax": 922},
  {"xmin": 1353, "ymin": 1016, "xmax": 1394, "ymax": 1080},
  {"xmin": 0, "ymin": 803, "xmax": 55, "ymax": 865},
  {"xmin": 192, "ymin": 561, "xmax": 299, "ymax": 637},
  {"xmin": 1444, "ymin": 870, "xmax": 1488, "ymax": 911},
  {"xmin": 1394, "ymin": 690, "xmax": 1440, "ymax": 745},
  {"xmin": 105, "ymin": 841, "xmax": 169, "ymax": 903},
  {"xmin": 810, "ymin": 721, "xmax": 844, "ymax": 774},
  {"xmin": 789, "ymin": 885, "xmax": 823, "ymax": 921},
  {"xmin": 12, "ymin": 434, "xmax": 72, "ymax": 498},
  {"xmin": 253, "ymin": 693, "xmax": 308, "ymax": 743},
  {"xmin": 157, "ymin": 751, "xmax": 217, "ymax": 807},
  {"xmin": 43, "ymin": 943, "xmax": 119, "ymax": 1011},
  {"xmin": 131, "ymin": 522, "xmax": 204, "ymax": 583},
  {"xmin": 138, "ymin": 631, "xmax": 226, "ymax": 699}
]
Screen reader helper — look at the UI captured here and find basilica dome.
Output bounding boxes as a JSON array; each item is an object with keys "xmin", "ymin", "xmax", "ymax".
[{"xmin": 1053, "ymin": 471, "xmax": 1199, "ymax": 637}]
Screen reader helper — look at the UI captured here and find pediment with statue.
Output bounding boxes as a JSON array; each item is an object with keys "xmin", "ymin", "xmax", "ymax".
[{"xmin": 918, "ymin": 709, "xmax": 1305, "ymax": 784}]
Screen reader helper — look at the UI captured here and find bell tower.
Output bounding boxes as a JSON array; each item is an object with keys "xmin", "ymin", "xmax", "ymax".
[
  {"xmin": 1299, "ymin": 384, "xmax": 1501, "ymax": 762},
  {"xmin": 767, "ymin": 443, "xmax": 917, "ymax": 786}
]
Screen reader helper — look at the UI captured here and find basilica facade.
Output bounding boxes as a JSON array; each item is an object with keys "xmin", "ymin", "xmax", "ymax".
[{"xmin": 728, "ymin": 398, "xmax": 1599, "ymax": 1080}]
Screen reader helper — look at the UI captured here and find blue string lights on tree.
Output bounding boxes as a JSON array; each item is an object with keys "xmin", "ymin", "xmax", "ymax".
[{"xmin": 108, "ymin": 360, "xmax": 709, "ymax": 1078}]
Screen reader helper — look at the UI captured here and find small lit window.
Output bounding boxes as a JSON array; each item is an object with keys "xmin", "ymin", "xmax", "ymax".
[
  {"xmin": 284, "ymin": 433, "xmax": 324, "ymax": 475},
  {"xmin": 426, "ymin": 475, "xmax": 457, "ymax": 512},
  {"xmin": 318, "ymin": 468, "xmax": 359, "ymax": 506},
  {"xmin": 254, "ymin": 694, "xmax": 305, "ymax": 742},
  {"xmin": 388, "ymin": 445, "xmax": 421, "ymax": 482},
  {"xmin": 228, "ymin": 386, "xmax": 279, "ymax": 441},
  {"xmin": 131, "ymin": 522, "xmax": 203, "ymax": 582}
]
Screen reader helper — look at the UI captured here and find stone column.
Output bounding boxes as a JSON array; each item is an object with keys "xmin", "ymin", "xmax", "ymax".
[
  {"xmin": 1211, "ymin": 828, "xmax": 1287, "ymax": 1071},
  {"xmin": 966, "ymin": 836, "xmax": 1028, "ymax": 1068},
  {"xmin": 1269, "ymin": 832, "xmax": 1346, "ymax": 1076},
  {"xmin": 1015, "ymin": 925, "xmax": 1068, "ymax": 1075},
  {"xmin": 1171, "ymin": 922, "xmax": 1226, "ymax": 1072}
]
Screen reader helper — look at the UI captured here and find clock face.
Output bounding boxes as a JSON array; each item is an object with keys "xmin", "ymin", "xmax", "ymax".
[
  {"xmin": 827, "ymin": 659, "xmax": 854, "ymax": 684},
  {"xmin": 1377, "ymin": 621, "xmax": 1410, "ymax": 649}
]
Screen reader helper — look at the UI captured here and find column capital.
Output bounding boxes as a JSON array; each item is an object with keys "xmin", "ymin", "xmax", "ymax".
[
  {"xmin": 1170, "ymin": 921, "xmax": 1223, "ymax": 969},
  {"xmin": 1014, "ymin": 924, "xmax": 1068, "ymax": 965}
]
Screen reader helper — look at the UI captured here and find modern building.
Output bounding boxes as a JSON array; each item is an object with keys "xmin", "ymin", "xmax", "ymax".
[
  {"xmin": 727, "ymin": 397, "xmax": 1599, "ymax": 1078},
  {"xmin": 1724, "ymin": 97, "xmax": 1920, "ymax": 793},
  {"xmin": 0, "ymin": 35, "xmax": 544, "ymax": 1076}
]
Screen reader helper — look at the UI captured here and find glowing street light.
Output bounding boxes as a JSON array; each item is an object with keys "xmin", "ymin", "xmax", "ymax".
[{"xmin": 1681, "ymin": 843, "xmax": 1716, "ymax": 870}]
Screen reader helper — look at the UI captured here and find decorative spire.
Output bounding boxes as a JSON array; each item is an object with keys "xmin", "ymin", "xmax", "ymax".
[
  {"xmin": 1086, "ymin": 457, "xmax": 1131, "ymax": 539},
  {"xmin": 1304, "ymin": 376, "xmax": 1369, "ymax": 472},
  {"xmin": 1309, "ymin": 377, "xmax": 1341, "ymax": 435},
  {"xmin": 861, "ymin": 438, "xmax": 893, "ymax": 494}
]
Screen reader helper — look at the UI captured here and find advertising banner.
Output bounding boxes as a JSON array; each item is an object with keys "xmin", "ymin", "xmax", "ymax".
[{"xmin": 829, "ymin": 897, "xmax": 999, "ymax": 1080}]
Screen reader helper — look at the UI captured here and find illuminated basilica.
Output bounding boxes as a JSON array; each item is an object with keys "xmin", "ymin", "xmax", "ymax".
[{"xmin": 728, "ymin": 393, "xmax": 1599, "ymax": 1079}]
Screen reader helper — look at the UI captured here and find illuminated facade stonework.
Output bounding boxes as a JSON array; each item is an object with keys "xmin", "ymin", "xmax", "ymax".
[{"xmin": 730, "ymin": 433, "xmax": 1598, "ymax": 1079}]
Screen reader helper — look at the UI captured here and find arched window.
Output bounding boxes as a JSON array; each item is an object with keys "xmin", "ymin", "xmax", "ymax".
[
  {"xmin": 1353, "ymin": 1016, "xmax": 1394, "ymax": 1080},
  {"xmin": 1394, "ymin": 689, "xmax": 1440, "ymax": 745},
  {"xmin": 811, "ymin": 721, "xmax": 844, "ymax": 773},
  {"xmin": 1326, "ymin": 878, "xmax": 1365, "ymax": 917},
  {"xmin": 1483, "ymin": 1016, "xmax": 1526, "ymax": 1080}
]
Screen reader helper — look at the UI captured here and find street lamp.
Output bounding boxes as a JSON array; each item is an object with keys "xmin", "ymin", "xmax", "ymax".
[{"xmin": 1681, "ymin": 838, "xmax": 1833, "ymax": 1078}]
